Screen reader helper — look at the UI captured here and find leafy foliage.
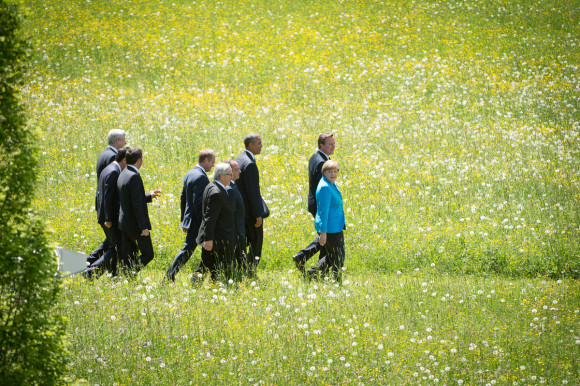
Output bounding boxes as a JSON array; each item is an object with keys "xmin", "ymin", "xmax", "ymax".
[{"xmin": 0, "ymin": 1, "xmax": 68, "ymax": 383}]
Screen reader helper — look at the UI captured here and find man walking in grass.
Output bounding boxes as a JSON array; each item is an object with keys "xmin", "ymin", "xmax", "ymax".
[
  {"xmin": 165, "ymin": 149, "xmax": 215, "ymax": 282},
  {"xmin": 236, "ymin": 133, "xmax": 269, "ymax": 276},
  {"xmin": 87, "ymin": 129, "xmax": 127, "ymax": 266},
  {"xmin": 195, "ymin": 163, "xmax": 236, "ymax": 280},
  {"xmin": 87, "ymin": 147, "xmax": 128, "ymax": 278},
  {"xmin": 117, "ymin": 147, "xmax": 161, "ymax": 274},
  {"xmin": 292, "ymin": 133, "xmax": 336, "ymax": 274}
]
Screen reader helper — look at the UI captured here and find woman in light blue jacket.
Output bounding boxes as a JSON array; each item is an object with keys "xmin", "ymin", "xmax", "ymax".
[{"xmin": 310, "ymin": 160, "xmax": 346, "ymax": 281}]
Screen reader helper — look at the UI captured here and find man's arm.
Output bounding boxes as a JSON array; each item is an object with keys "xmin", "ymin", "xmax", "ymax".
[
  {"xmin": 128, "ymin": 174, "xmax": 149, "ymax": 233},
  {"xmin": 200, "ymin": 186, "xmax": 221, "ymax": 245},
  {"xmin": 243, "ymin": 163, "xmax": 263, "ymax": 219},
  {"xmin": 102, "ymin": 171, "xmax": 118, "ymax": 225},
  {"xmin": 193, "ymin": 175, "xmax": 209, "ymax": 222}
]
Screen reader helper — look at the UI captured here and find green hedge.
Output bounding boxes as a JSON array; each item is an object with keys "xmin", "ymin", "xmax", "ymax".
[{"xmin": 0, "ymin": 1, "xmax": 68, "ymax": 383}]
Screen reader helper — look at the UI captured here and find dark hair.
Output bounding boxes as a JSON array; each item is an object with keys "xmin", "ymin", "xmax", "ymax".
[
  {"xmin": 244, "ymin": 133, "xmax": 260, "ymax": 148},
  {"xmin": 318, "ymin": 132, "xmax": 334, "ymax": 148},
  {"xmin": 115, "ymin": 147, "xmax": 127, "ymax": 163},
  {"xmin": 125, "ymin": 147, "xmax": 143, "ymax": 165}
]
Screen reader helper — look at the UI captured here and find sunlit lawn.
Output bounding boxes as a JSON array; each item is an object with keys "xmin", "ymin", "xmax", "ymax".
[
  {"xmin": 17, "ymin": 0, "xmax": 580, "ymax": 383},
  {"xmin": 62, "ymin": 270, "xmax": 580, "ymax": 384}
]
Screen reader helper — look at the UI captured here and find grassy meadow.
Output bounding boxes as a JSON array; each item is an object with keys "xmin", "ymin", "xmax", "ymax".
[{"xmin": 15, "ymin": 0, "xmax": 580, "ymax": 383}]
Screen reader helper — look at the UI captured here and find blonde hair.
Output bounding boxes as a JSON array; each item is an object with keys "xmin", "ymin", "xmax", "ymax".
[{"xmin": 321, "ymin": 160, "xmax": 339, "ymax": 174}]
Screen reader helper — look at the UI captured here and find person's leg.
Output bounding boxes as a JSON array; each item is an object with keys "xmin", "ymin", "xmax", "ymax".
[
  {"xmin": 165, "ymin": 228, "xmax": 198, "ymax": 281},
  {"xmin": 87, "ymin": 237, "xmax": 110, "ymax": 265},
  {"xmin": 107, "ymin": 227, "xmax": 122, "ymax": 276},
  {"xmin": 326, "ymin": 232, "xmax": 345, "ymax": 283},
  {"xmin": 88, "ymin": 225, "xmax": 118, "ymax": 278},
  {"xmin": 119, "ymin": 231, "xmax": 138, "ymax": 274},
  {"xmin": 200, "ymin": 246, "xmax": 218, "ymax": 280},
  {"xmin": 136, "ymin": 233, "xmax": 154, "ymax": 268},
  {"xmin": 247, "ymin": 224, "xmax": 263, "ymax": 276},
  {"xmin": 306, "ymin": 232, "xmax": 343, "ymax": 280},
  {"xmin": 293, "ymin": 233, "xmax": 327, "ymax": 273}
]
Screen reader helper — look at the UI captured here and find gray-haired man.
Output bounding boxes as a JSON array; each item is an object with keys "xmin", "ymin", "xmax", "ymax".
[
  {"xmin": 195, "ymin": 163, "xmax": 236, "ymax": 280},
  {"xmin": 88, "ymin": 129, "xmax": 127, "ymax": 265}
]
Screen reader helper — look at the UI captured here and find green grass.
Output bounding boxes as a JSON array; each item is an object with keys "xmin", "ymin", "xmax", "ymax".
[
  {"xmin": 61, "ymin": 270, "xmax": 580, "ymax": 384},
  {"xmin": 20, "ymin": 0, "xmax": 580, "ymax": 278},
  {"xmin": 14, "ymin": 0, "xmax": 580, "ymax": 382}
]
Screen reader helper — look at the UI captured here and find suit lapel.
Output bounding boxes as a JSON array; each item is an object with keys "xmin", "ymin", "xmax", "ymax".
[{"xmin": 215, "ymin": 182, "xmax": 234, "ymax": 210}]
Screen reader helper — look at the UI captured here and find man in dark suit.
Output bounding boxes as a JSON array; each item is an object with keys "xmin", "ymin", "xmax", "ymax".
[
  {"xmin": 117, "ymin": 147, "xmax": 161, "ymax": 274},
  {"xmin": 96, "ymin": 129, "xmax": 127, "ymax": 179},
  {"xmin": 164, "ymin": 149, "xmax": 216, "ymax": 282},
  {"xmin": 87, "ymin": 147, "xmax": 128, "ymax": 278},
  {"xmin": 225, "ymin": 158, "xmax": 246, "ymax": 274},
  {"xmin": 235, "ymin": 133, "xmax": 269, "ymax": 275},
  {"xmin": 88, "ymin": 129, "xmax": 127, "ymax": 264},
  {"xmin": 292, "ymin": 133, "xmax": 335, "ymax": 273},
  {"xmin": 195, "ymin": 163, "xmax": 236, "ymax": 280}
]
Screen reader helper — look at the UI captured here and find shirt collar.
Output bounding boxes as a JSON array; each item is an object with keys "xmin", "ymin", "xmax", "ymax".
[
  {"xmin": 127, "ymin": 164, "xmax": 139, "ymax": 174},
  {"xmin": 108, "ymin": 145, "xmax": 118, "ymax": 154},
  {"xmin": 245, "ymin": 149, "xmax": 256, "ymax": 162},
  {"xmin": 318, "ymin": 149, "xmax": 330, "ymax": 160},
  {"xmin": 194, "ymin": 164, "xmax": 205, "ymax": 173},
  {"xmin": 215, "ymin": 180, "xmax": 227, "ymax": 190}
]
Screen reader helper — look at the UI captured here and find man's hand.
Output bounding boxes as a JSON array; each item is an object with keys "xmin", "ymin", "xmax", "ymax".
[
  {"xmin": 255, "ymin": 217, "xmax": 263, "ymax": 227},
  {"xmin": 203, "ymin": 240, "xmax": 213, "ymax": 251},
  {"xmin": 104, "ymin": 221, "xmax": 112, "ymax": 229},
  {"xmin": 150, "ymin": 190, "xmax": 162, "ymax": 199},
  {"xmin": 319, "ymin": 232, "xmax": 327, "ymax": 246},
  {"xmin": 141, "ymin": 229, "xmax": 150, "ymax": 237}
]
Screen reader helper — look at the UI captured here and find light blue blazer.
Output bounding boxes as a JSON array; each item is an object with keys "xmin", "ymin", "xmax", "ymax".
[{"xmin": 315, "ymin": 176, "xmax": 345, "ymax": 234}]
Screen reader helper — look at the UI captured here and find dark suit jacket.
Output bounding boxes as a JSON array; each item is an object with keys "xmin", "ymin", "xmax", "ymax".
[
  {"xmin": 228, "ymin": 182, "xmax": 246, "ymax": 240},
  {"xmin": 236, "ymin": 151, "xmax": 269, "ymax": 220},
  {"xmin": 196, "ymin": 182, "xmax": 235, "ymax": 244},
  {"xmin": 308, "ymin": 150, "xmax": 330, "ymax": 216},
  {"xmin": 180, "ymin": 166, "xmax": 210, "ymax": 231},
  {"xmin": 96, "ymin": 162, "xmax": 121, "ymax": 225},
  {"xmin": 96, "ymin": 146, "xmax": 117, "ymax": 180},
  {"xmin": 118, "ymin": 166, "xmax": 153, "ymax": 234}
]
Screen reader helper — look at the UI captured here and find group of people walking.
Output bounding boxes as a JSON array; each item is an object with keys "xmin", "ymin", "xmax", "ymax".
[{"xmin": 86, "ymin": 130, "xmax": 346, "ymax": 282}]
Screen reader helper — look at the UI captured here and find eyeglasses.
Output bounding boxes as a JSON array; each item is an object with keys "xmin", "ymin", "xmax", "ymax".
[{"xmin": 224, "ymin": 173, "xmax": 233, "ymax": 176}]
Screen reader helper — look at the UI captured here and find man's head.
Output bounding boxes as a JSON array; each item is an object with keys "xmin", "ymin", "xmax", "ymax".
[
  {"xmin": 213, "ymin": 163, "xmax": 233, "ymax": 186},
  {"xmin": 115, "ymin": 147, "xmax": 128, "ymax": 170},
  {"xmin": 198, "ymin": 149, "xmax": 216, "ymax": 172},
  {"xmin": 244, "ymin": 133, "xmax": 262, "ymax": 156},
  {"xmin": 125, "ymin": 147, "xmax": 143, "ymax": 169},
  {"xmin": 318, "ymin": 132, "xmax": 335, "ymax": 156},
  {"xmin": 107, "ymin": 129, "xmax": 127, "ymax": 150},
  {"xmin": 225, "ymin": 158, "xmax": 241, "ymax": 181}
]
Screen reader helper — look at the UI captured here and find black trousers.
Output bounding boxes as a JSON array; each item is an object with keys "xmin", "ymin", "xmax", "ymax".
[
  {"xmin": 199, "ymin": 240, "xmax": 235, "ymax": 280},
  {"xmin": 120, "ymin": 230, "xmax": 154, "ymax": 273},
  {"xmin": 88, "ymin": 238, "xmax": 110, "ymax": 264},
  {"xmin": 306, "ymin": 231, "xmax": 345, "ymax": 282},
  {"xmin": 294, "ymin": 233, "xmax": 328, "ymax": 265},
  {"xmin": 90, "ymin": 223, "xmax": 121, "ymax": 276},
  {"xmin": 165, "ymin": 226, "xmax": 199, "ymax": 281},
  {"xmin": 244, "ymin": 219, "xmax": 263, "ymax": 271}
]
